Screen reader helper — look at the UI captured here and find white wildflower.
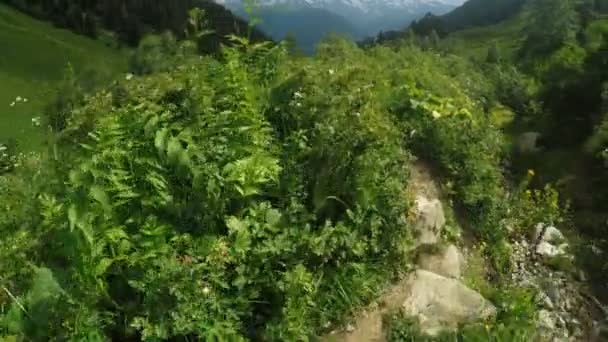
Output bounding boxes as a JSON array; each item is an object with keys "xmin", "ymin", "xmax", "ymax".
[
  {"xmin": 354, "ymin": 112, "xmax": 361, "ymax": 117},
  {"xmin": 293, "ymin": 91, "xmax": 304, "ymax": 99},
  {"xmin": 202, "ymin": 286, "xmax": 211, "ymax": 295},
  {"xmin": 125, "ymin": 73, "xmax": 134, "ymax": 81},
  {"xmin": 432, "ymin": 110, "xmax": 442, "ymax": 119},
  {"xmin": 410, "ymin": 129, "xmax": 417, "ymax": 137},
  {"xmin": 328, "ymin": 69, "xmax": 335, "ymax": 75},
  {"xmin": 0, "ymin": 145, "xmax": 6, "ymax": 152},
  {"xmin": 23, "ymin": 98, "xmax": 28, "ymax": 103},
  {"xmin": 16, "ymin": 96, "xmax": 22, "ymax": 102},
  {"xmin": 10, "ymin": 102, "xmax": 15, "ymax": 107},
  {"xmin": 31, "ymin": 117, "xmax": 41, "ymax": 127}
]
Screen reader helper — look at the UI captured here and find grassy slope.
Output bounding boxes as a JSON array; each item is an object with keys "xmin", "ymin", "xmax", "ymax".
[
  {"xmin": 442, "ymin": 11, "xmax": 529, "ymax": 61},
  {"xmin": 0, "ymin": 4, "xmax": 127, "ymax": 151},
  {"xmin": 444, "ymin": 10, "xmax": 608, "ymax": 62}
]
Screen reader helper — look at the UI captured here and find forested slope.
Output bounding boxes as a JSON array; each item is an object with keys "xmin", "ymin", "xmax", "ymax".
[{"xmin": 1, "ymin": 0, "xmax": 269, "ymax": 47}]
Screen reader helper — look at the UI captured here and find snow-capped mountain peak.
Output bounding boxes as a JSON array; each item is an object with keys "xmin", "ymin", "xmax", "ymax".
[{"xmin": 217, "ymin": 0, "xmax": 464, "ymax": 15}]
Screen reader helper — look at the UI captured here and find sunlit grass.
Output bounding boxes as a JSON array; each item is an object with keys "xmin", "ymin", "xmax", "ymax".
[{"xmin": 0, "ymin": 4, "xmax": 127, "ymax": 151}]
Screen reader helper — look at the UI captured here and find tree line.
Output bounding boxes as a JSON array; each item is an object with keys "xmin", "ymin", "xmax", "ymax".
[{"xmin": 2, "ymin": 0, "xmax": 269, "ymax": 48}]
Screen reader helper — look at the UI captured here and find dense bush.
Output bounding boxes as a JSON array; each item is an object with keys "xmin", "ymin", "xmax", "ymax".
[
  {"xmin": 0, "ymin": 39, "xmax": 414, "ymax": 340},
  {"xmin": 0, "ymin": 34, "xmax": 541, "ymax": 339}
]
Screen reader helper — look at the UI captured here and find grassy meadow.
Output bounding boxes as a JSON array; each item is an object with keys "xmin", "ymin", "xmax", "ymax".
[{"xmin": 0, "ymin": 4, "xmax": 127, "ymax": 151}]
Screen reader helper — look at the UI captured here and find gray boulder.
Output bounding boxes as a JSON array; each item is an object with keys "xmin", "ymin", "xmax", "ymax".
[
  {"xmin": 417, "ymin": 244, "xmax": 465, "ymax": 279},
  {"xmin": 413, "ymin": 196, "xmax": 446, "ymax": 246},
  {"xmin": 534, "ymin": 224, "xmax": 569, "ymax": 259},
  {"xmin": 400, "ymin": 270, "xmax": 497, "ymax": 336}
]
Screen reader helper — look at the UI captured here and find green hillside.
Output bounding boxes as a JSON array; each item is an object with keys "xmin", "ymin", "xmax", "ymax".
[
  {"xmin": 444, "ymin": 10, "xmax": 608, "ymax": 61},
  {"xmin": 1, "ymin": 1, "xmax": 608, "ymax": 341},
  {"xmin": 443, "ymin": 11, "xmax": 530, "ymax": 60},
  {"xmin": 0, "ymin": 3, "xmax": 126, "ymax": 151}
]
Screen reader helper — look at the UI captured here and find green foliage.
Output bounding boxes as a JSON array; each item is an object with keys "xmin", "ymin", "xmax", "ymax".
[
  {"xmin": 1, "ymin": 38, "xmax": 419, "ymax": 340},
  {"xmin": 44, "ymin": 65, "xmax": 113, "ymax": 134},
  {"xmin": 129, "ymin": 32, "xmax": 191, "ymax": 75},
  {"xmin": 511, "ymin": 176, "xmax": 569, "ymax": 236},
  {"xmin": 390, "ymin": 81, "xmax": 511, "ymax": 270},
  {"xmin": 485, "ymin": 64, "xmax": 539, "ymax": 116},
  {"xmin": 486, "ymin": 42, "xmax": 501, "ymax": 63},
  {"xmin": 0, "ymin": 15, "xmax": 563, "ymax": 338},
  {"xmin": 0, "ymin": 141, "xmax": 18, "ymax": 175},
  {"xmin": 4, "ymin": 0, "xmax": 268, "ymax": 48},
  {"xmin": 410, "ymin": 0, "xmax": 526, "ymax": 37},
  {"xmin": 521, "ymin": 0, "xmax": 580, "ymax": 57}
]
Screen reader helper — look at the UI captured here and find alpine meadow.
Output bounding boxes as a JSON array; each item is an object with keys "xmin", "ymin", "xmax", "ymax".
[{"xmin": 1, "ymin": 0, "xmax": 607, "ymax": 341}]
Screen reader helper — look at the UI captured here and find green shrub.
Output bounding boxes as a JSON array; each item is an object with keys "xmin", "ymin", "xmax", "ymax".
[
  {"xmin": 1, "ymin": 39, "xmax": 414, "ymax": 340},
  {"xmin": 1, "ymin": 36, "xmax": 548, "ymax": 340}
]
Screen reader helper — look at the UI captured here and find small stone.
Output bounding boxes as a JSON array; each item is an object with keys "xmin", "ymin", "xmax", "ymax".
[
  {"xmin": 543, "ymin": 226, "xmax": 565, "ymax": 243},
  {"xmin": 345, "ymin": 323, "xmax": 355, "ymax": 332},
  {"xmin": 545, "ymin": 286, "xmax": 561, "ymax": 305},
  {"xmin": 539, "ymin": 293, "xmax": 554, "ymax": 309},
  {"xmin": 538, "ymin": 309, "xmax": 556, "ymax": 330},
  {"xmin": 537, "ymin": 241, "xmax": 567, "ymax": 258},
  {"xmin": 564, "ymin": 299, "xmax": 572, "ymax": 311}
]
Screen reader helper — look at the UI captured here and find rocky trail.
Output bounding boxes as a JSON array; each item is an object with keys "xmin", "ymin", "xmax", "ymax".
[{"xmin": 320, "ymin": 159, "xmax": 607, "ymax": 342}]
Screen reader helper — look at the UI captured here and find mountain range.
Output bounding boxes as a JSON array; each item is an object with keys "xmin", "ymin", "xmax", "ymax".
[{"xmin": 216, "ymin": 0, "xmax": 465, "ymax": 52}]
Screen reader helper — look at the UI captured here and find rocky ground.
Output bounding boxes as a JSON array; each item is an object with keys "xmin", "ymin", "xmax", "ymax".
[
  {"xmin": 511, "ymin": 227, "xmax": 607, "ymax": 341},
  {"xmin": 320, "ymin": 159, "xmax": 608, "ymax": 342}
]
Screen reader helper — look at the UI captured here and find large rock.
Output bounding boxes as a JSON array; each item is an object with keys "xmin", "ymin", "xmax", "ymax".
[
  {"xmin": 417, "ymin": 244, "xmax": 465, "ymax": 279},
  {"xmin": 534, "ymin": 224, "xmax": 565, "ymax": 243},
  {"xmin": 413, "ymin": 196, "xmax": 445, "ymax": 246},
  {"xmin": 534, "ymin": 224, "xmax": 569, "ymax": 259},
  {"xmin": 536, "ymin": 241, "xmax": 568, "ymax": 258},
  {"xmin": 399, "ymin": 270, "xmax": 496, "ymax": 336}
]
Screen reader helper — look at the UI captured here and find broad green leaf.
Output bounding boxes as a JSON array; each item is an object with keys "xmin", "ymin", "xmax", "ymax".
[
  {"xmin": 90, "ymin": 185, "xmax": 111, "ymax": 213},
  {"xmin": 95, "ymin": 258, "xmax": 114, "ymax": 276},
  {"xmin": 154, "ymin": 128, "xmax": 169, "ymax": 154},
  {"xmin": 265, "ymin": 208, "xmax": 281, "ymax": 226},
  {"xmin": 166, "ymin": 137, "xmax": 183, "ymax": 164},
  {"xmin": 68, "ymin": 204, "xmax": 78, "ymax": 231},
  {"xmin": 144, "ymin": 115, "xmax": 160, "ymax": 136}
]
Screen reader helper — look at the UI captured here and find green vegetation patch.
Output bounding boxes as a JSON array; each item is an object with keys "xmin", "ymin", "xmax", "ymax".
[{"xmin": 0, "ymin": 4, "xmax": 126, "ymax": 150}]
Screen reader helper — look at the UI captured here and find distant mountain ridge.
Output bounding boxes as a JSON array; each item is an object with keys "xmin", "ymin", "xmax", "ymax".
[
  {"xmin": 241, "ymin": 6, "xmax": 362, "ymax": 54},
  {"xmin": 218, "ymin": 0, "xmax": 462, "ymax": 17},
  {"xmin": 410, "ymin": 0, "xmax": 527, "ymax": 36},
  {"xmin": 217, "ymin": 0, "xmax": 464, "ymax": 52}
]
